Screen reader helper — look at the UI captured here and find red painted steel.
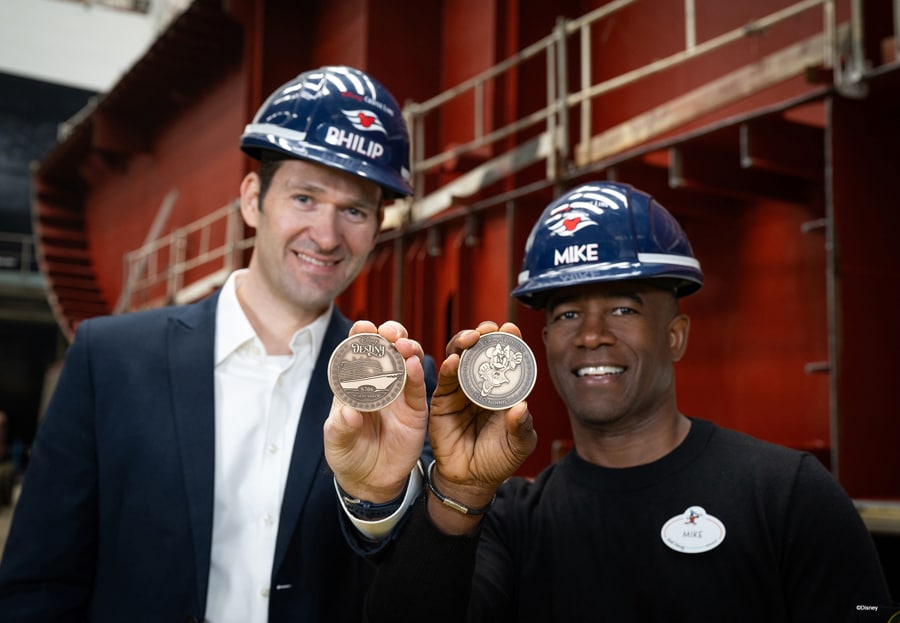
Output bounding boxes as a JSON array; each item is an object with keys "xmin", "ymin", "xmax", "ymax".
[{"xmin": 30, "ymin": 0, "xmax": 900, "ymax": 500}]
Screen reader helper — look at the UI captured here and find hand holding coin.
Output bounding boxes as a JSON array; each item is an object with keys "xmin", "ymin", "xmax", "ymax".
[
  {"xmin": 425, "ymin": 322, "xmax": 538, "ymax": 528},
  {"xmin": 323, "ymin": 320, "xmax": 430, "ymax": 504}
]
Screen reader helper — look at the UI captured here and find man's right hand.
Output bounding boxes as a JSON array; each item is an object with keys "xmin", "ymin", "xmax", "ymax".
[{"xmin": 323, "ymin": 320, "xmax": 429, "ymax": 505}]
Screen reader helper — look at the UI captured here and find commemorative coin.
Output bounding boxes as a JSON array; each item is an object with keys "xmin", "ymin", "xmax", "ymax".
[
  {"xmin": 328, "ymin": 333, "xmax": 407, "ymax": 411},
  {"xmin": 458, "ymin": 332, "xmax": 537, "ymax": 410}
]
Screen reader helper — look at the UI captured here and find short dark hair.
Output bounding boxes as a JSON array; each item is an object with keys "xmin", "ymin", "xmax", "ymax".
[{"xmin": 257, "ymin": 151, "xmax": 289, "ymax": 210}]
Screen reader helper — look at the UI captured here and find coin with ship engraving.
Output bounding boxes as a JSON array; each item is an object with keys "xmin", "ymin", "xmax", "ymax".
[
  {"xmin": 458, "ymin": 332, "xmax": 537, "ymax": 410},
  {"xmin": 328, "ymin": 333, "xmax": 407, "ymax": 411}
]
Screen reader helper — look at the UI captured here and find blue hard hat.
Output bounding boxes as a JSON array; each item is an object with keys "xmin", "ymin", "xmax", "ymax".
[
  {"xmin": 512, "ymin": 181, "xmax": 703, "ymax": 308},
  {"xmin": 240, "ymin": 65, "xmax": 412, "ymax": 199}
]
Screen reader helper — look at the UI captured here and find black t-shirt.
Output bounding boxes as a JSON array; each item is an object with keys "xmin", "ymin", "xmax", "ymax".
[{"xmin": 368, "ymin": 419, "xmax": 894, "ymax": 622}]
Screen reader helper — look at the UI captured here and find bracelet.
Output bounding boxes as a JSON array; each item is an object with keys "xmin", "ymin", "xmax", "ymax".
[
  {"xmin": 425, "ymin": 460, "xmax": 495, "ymax": 516},
  {"xmin": 336, "ymin": 478, "xmax": 407, "ymax": 521}
]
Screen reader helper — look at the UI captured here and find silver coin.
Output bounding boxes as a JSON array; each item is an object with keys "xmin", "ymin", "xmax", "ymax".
[
  {"xmin": 328, "ymin": 333, "xmax": 407, "ymax": 411},
  {"xmin": 458, "ymin": 332, "xmax": 537, "ymax": 410}
]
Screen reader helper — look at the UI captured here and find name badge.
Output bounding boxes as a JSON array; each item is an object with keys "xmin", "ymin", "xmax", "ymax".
[{"xmin": 660, "ymin": 506, "xmax": 726, "ymax": 554}]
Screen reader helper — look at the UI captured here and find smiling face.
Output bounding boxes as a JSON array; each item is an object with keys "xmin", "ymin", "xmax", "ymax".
[
  {"xmin": 240, "ymin": 158, "xmax": 383, "ymax": 323},
  {"xmin": 542, "ymin": 280, "xmax": 690, "ymax": 434}
]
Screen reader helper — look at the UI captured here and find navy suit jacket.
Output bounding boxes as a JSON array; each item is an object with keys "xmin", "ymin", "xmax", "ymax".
[{"xmin": 0, "ymin": 291, "xmax": 432, "ymax": 622}]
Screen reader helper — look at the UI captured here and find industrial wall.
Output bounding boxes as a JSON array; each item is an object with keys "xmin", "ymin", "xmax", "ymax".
[{"xmin": 31, "ymin": 0, "xmax": 900, "ymax": 507}]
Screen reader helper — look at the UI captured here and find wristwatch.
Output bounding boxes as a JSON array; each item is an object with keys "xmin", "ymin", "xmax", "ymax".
[{"xmin": 337, "ymin": 480, "xmax": 407, "ymax": 521}]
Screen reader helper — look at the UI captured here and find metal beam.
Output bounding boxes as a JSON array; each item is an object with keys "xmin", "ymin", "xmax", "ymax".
[
  {"xmin": 577, "ymin": 30, "xmax": 837, "ymax": 166},
  {"xmin": 668, "ymin": 142, "xmax": 813, "ymax": 203},
  {"xmin": 740, "ymin": 117, "xmax": 825, "ymax": 181}
]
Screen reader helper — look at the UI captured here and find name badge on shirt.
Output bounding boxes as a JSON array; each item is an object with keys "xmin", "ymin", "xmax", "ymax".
[{"xmin": 660, "ymin": 506, "xmax": 726, "ymax": 554}]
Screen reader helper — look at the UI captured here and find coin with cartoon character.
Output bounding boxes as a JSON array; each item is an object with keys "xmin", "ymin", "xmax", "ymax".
[{"xmin": 458, "ymin": 332, "xmax": 537, "ymax": 410}]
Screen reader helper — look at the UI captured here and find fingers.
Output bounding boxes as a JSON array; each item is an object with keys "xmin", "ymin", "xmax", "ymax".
[
  {"xmin": 431, "ymin": 353, "xmax": 463, "ymax": 408},
  {"xmin": 497, "ymin": 321, "xmax": 523, "ymax": 339},
  {"xmin": 343, "ymin": 318, "xmax": 428, "ymax": 419},
  {"xmin": 430, "ymin": 400, "xmax": 536, "ymax": 490},
  {"xmin": 336, "ymin": 319, "xmax": 537, "ymax": 516},
  {"xmin": 435, "ymin": 320, "xmax": 531, "ymax": 414},
  {"xmin": 348, "ymin": 319, "xmax": 378, "ymax": 335},
  {"xmin": 445, "ymin": 321, "xmax": 526, "ymax": 357},
  {"xmin": 505, "ymin": 401, "xmax": 538, "ymax": 464},
  {"xmin": 393, "ymin": 336, "xmax": 424, "ymax": 363},
  {"xmin": 401, "ymin": 354, "xmax": 427, "ymax": 413},
  {"xmin": 348, "ymin": 318, "xmax": 414, "ymax": 346},
  {"xmin": 354, "ymin": 319, "xmax": 525, "ymax": 364},
  {"xmin": 445, "ymin": 322, "xmax": 496, "ymax": 358},
  {"xmin": 379, "ymin": 324, "xmax": 427, "ymax": 413},
  {"xmin": 445, "ymin": 329, "xmax": 479, "ymax": 358},
  {"xmin": 370, "ymin": 320, "xmax": 426, "ymax": 363},
  {"xmin": 323, "ymin": 398, "xmax": 369, "ymax": 445},
  {"xmin": 376, "ymin": 319, "xmax": 408, "ymax": 340},
  {"xmin": 323, "ymin": 399, "xmax": 366, "ymax": 469}
]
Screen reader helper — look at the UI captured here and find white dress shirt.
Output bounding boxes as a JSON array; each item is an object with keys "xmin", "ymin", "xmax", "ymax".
[{"xmin": 205, "ymin": 269, "xmax": 331, "ymax": 623}]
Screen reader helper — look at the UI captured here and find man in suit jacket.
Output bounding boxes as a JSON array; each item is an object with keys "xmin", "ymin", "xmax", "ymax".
[{"xmin": 0, "ymin": 65, "xmax": 433, "ymax": 622}]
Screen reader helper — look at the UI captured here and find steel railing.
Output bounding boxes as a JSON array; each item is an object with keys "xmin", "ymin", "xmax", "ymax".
[
  {"xmin": 117, "ymin": 200, "xmax": 253, "ymax": 312},
  {"xmin": 404, "ymin": 0, "xmax": 852, "ymax": 221},
  {"xmin": 0, "ymin": 232, "xmax": 38, "ymax": 276},
  {"xmin": 119, "ymin": 0, "xmax": 887, "ymax": 308}
]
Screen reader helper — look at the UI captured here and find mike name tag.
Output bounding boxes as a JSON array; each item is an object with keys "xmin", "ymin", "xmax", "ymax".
[{"xmin": 660, "ymin": 506, "xmax": 726, "ymax": 554}]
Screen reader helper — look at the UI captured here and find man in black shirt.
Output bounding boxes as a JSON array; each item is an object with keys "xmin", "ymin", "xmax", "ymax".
[{"xmin": 325, "ymin": 181, "xmax": 895, "ymax": 621}]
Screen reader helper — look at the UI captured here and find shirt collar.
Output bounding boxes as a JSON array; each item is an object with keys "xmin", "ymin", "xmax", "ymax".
[{"xmin": 215, "ymin": 269, "xmax": 333, "ymax": 365}]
